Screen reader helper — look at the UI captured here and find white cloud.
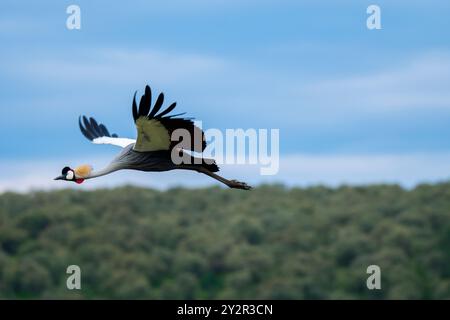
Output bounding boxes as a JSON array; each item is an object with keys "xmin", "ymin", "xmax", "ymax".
[
  {"xmin": 11, "ymin": 48, "xmax": 226, "ymax": 87},
  {"xmin": 299, "ymin": 52, "xmax": 450, "ymax": 114},
  {"xmin": 3, "ymin": 47, "xmax": 450, "ymax": 136},
  {"xmin": 6, "ymin": 47, "xmax": 450, "ymax": 117},
  {"xmin": 276, "ymin": 153, "xmax": 450, "ymax": 187},
  {"xmin": 1, "ymin": 153, "xmax": 450, "ymax": 193}
]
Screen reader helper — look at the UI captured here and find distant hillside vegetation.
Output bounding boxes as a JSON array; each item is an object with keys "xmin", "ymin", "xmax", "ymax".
[{"xmin": 1, "ymin": 184, "xmax": 450, "ymax": 299}]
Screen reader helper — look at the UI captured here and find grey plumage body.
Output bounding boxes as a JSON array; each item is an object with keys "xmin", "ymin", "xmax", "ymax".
[
  {"xmin": 112, "ymin": 144, "xmax": 177, "ymax": 172},
  {"xmin": 89, "ymin": 143, "xmax": 216, "ymax": 179}
]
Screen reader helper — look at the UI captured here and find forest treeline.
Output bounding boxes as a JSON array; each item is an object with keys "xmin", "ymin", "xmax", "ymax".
[{"xmin": 0, "ymin": 183, "xmax": 449, "ymax": 299}]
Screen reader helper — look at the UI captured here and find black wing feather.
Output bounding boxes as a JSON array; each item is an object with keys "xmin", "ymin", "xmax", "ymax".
[
  {"xmin": 165, "ymin": 112, "xmax": 187, "ymax": 118},
  {"xmin": 132, "ymin": 91, "xmax": 138, "ymax": 122},
  {"xmin": 160, "ymin": 118, "xmax": 206, "ymax": 151},
  {"xmin": 132, "ymin": 84, "xmax": 206, "ymax": 152},
  {"xmin": 79, "ymin": 117, "xmax": 95, "ymax": 141},
  {"xmin": 89, "ymin": 117, "xmax": 103, "ymax": 137},
  {"xmin": 156, "ymin": 102, "xmax": 177, "ymax": 118},
  {"xmin": 138, "ymin": 85, "xmax": 152, "ymax": 118},
  {"xmin": 82, "ymin": 116, "xmax": 92, "ymax": 134},
  {"xmin": 99, "ymin": 124, "xmax": 110, "ymax": 137},
  {"xmin": 148, "ymin": 93, "xmax": 164, "ymax": 118},
  {"xmin": 79, "ymin": 116, "xmax": 118, "ymax": 142}
]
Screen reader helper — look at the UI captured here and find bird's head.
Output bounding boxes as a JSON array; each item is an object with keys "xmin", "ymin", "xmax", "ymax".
[{"xmin": 54, "ymin": 166, "xmax": 86, "ymax": 184}]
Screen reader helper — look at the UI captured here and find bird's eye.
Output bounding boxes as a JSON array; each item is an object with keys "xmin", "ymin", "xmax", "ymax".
[{"xmin": 66, "ymin": 171, "xmax": 74, "ymax": 180}]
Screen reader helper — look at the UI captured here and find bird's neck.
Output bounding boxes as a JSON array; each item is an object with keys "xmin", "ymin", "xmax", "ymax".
[{"xmin": 85, "ymin": 165, "xmax": 118, "ymax": 179}]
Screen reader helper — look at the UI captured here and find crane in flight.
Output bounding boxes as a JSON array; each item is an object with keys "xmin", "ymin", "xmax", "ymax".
[{"xmin": 54, "ymin": 85, "xmax": 251, "ymax": 190}]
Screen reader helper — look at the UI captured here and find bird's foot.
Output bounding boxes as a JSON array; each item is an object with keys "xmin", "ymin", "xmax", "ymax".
[{"xmin": 228, "ymin": 180, "xmax": 252, "ymax": 190}]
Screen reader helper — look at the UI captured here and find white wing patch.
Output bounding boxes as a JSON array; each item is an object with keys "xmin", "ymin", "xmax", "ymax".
[{"xmin": 92, "ymin": 137, "xmax": 136, "ymax": 148}]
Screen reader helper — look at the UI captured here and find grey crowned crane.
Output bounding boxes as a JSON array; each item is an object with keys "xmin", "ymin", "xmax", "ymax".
[{"xmin": 54, "ymin": 85, "xmax": 251, "ymax": 190}]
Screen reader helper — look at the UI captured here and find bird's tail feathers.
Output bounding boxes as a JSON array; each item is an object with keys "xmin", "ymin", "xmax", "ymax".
[
  {"xmin": 202, "ymin": 159, "xmax": 219, "ymax": 173},
  {"xmin": 178, "ymin": 152, "xmax": 220, "ymax": 172}
]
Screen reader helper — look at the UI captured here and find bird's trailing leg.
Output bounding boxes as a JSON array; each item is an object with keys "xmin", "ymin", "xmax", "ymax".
[{"xmin": 196, "ymin": 167, "xmax": 252, "ymax": 190}]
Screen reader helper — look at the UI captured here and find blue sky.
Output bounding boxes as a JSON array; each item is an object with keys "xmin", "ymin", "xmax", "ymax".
[{"xmin": 1, "ymin": 0, "xmax": 450, "ymax": 191}]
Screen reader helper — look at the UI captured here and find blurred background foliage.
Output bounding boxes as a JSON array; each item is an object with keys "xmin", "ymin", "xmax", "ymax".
[{"xmin": 0, "ymin": 184, "xmax": 450, "ymax": 299}]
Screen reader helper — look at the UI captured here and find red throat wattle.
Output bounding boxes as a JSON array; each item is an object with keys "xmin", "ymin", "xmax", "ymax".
[{"xmin": 75, "ymin": 179, "xmax": 85, "ymax": 184}]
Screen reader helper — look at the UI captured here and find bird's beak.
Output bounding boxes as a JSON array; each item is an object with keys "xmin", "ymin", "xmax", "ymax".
[{"xmin": 54, "ymin": 175, "xmax": 64, "ymax": 181}]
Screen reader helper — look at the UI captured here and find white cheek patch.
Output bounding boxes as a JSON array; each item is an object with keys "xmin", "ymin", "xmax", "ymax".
[{"xmin": 66, "ymin": 171, "xmax": 74, "ymax": 180}]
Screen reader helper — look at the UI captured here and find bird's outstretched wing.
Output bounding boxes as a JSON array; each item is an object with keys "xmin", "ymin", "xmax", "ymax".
[
  {"xmin": 132, "ymin": 85, "xmax": 206, "ymax": 152},
  {"xmin": 79, "ymin": 116, "xmax": 135, "ymax": 148}
]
